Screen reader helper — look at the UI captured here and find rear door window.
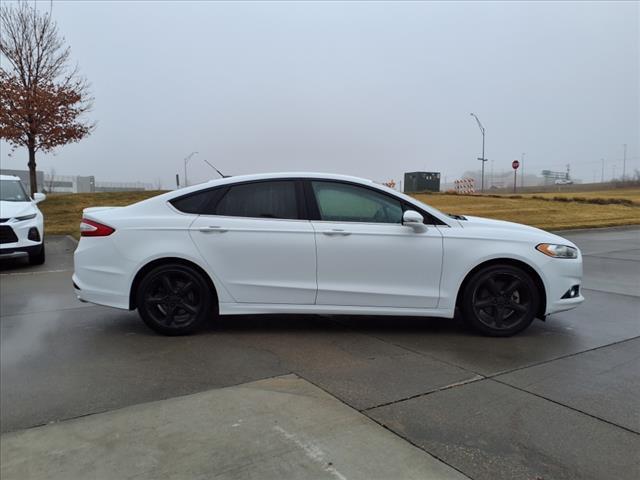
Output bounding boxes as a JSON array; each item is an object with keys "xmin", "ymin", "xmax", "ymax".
[{"xmin": 214, "ymin": 181, "xmax": 299, "ymax": 219}]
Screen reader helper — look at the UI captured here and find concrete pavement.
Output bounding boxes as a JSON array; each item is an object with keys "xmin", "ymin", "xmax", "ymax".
[
  {"xmin": 1, "ymin": 375, "xmax": 468, "ymax": 480},
  {"xmin": 1, "ymin": 228, "xmax": 639, "ymax": 479}
]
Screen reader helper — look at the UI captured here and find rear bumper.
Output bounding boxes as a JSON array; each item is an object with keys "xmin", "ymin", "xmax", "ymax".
[
  {"xmin": 73, "ymin": 273, "xmax": 130, "ymax": 309},
  {"xmin": 73, "ymin": 236, "xmax": 133, "ymax": 310}
]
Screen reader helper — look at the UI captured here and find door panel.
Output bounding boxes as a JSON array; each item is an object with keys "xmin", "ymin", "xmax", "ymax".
[
  {"xmin": 189, "ymin": 216, "xmax": 316, "ymax": 304},
  {"xmin": 312, "ymin": 222, "xmax": 443, "ymax": 308}
]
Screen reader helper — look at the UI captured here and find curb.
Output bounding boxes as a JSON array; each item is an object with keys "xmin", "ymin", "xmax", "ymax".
[{"xmin": 552, "ymin": 225, "xmax": 640, "ymax": 235}]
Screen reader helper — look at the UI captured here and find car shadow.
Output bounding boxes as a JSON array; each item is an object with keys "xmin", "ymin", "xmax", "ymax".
[
  {"xmin": 0, "ymin": 257, "xmax": 32, "ymax": 272},
  {"xmin": 204, "ymin": 313, "xmax": 471, "ymax": 336}
]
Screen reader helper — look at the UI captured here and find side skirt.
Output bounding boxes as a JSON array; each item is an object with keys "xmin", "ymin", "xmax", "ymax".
[{"xmin": 218, "ymin": 302, "xmax": 455, "ymax": 318}]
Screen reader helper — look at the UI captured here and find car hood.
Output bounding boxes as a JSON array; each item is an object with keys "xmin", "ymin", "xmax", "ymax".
[
  {"xmin": 0, "ymin": 200, "xmax": 36, "ymax": 220},
  {"xmin": 459, "ymin": 215, "xmax": 576, "ymax": 247}
]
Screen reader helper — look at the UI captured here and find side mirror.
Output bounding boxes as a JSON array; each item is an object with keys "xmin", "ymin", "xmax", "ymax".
[
  {"xmin": 33, "ymin": 192, "xmax": 46, "ymax": 203},
  {"xmin": 402, "ymin": 210, "xmax": 425, "ymax": 229}
]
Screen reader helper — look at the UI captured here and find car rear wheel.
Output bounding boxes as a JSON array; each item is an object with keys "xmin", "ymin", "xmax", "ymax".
[
  {"xmin": 462, "ymin": 264, "xmax": 539, "ymax": 337},
  {"xmin": 28, "ymin": 243, "xmax": 45, "ymax": 265},
  {"xmin": 136, "ymin": 264, "xmax": 214, "ymax": 335}
]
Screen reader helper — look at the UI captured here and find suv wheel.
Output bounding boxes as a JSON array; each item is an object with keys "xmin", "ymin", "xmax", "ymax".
[{"xmin": 28, "ymin": 243, "xmax": 45, "ymax": 265}]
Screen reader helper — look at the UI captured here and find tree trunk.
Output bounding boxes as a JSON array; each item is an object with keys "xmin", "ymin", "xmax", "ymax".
[{"xmin": 27, "ymin": 139, "xmax": 37, "ymax": 197}]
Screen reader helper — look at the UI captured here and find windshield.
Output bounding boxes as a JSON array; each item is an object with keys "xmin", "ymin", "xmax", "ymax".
[{"xmin": 0, "ymin": 179, "xmax": 31, "ymax": 202}]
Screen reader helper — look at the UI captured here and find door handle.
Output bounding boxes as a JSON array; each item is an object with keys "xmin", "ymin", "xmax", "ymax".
[
  {"xmin": 199, "ymin": 226, "xmax": 228, "ymax": 233},
  {"xmin": 322, "ymin": 229, "xmax": 351, "ymax": 236}
]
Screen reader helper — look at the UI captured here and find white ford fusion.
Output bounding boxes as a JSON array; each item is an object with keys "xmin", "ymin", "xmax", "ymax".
[
  {"xmin": 0, "ymin": 175, "xmax": 46, "ymax": 265},
  {"xmin": 73, "ymin": 172, "xmax": 583, "ymax": 336}
]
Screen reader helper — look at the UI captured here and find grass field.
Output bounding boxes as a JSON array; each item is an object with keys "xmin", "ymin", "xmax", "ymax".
[
  {"xmin": 415, "ymin": 193, "xmax": 639, "ymax": 230},
  {"xmin": 40, "ymin": 191, "xmax": 165, "ymax": 238},
  {"xmin": 520, "ymin": 188, "xmax": 640, "ymax": 205},
  {"xmin": 40, "ymin": 188, "xmax": 640, "ymax": 239}
]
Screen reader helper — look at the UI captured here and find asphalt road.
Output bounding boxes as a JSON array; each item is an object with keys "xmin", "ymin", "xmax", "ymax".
[{"xmin": 1, "ymin": 228, "xmax": 639, "ymax": 480}]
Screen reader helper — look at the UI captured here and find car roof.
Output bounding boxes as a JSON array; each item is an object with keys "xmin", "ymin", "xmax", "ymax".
[
  {"xmin": 154, "ymin": 171, "xmax": 451, "ymax": 225},
  {"xmin": 0, "ymin": 175, "xmax": 22, "ymax": 181},
  {"xmin": 200, "ymin": 172, "xmax": 376, "ymax": 186}
]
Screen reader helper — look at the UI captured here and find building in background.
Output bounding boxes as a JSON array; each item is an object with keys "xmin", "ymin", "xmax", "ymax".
[
  {"xmin": 0, "ymin": 168, "xmax": 44, "ymax": 190},
  {"xmin": 0, "ymin": 169, "xmax": 153, "ymax": 193},
  {"xmin": 403, "ymin": 171, "xmax": 441, "ymax": 193}
]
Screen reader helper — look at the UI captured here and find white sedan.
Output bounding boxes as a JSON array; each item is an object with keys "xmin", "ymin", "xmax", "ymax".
[
  {"xmin": 73, "ymin": 172, "xmax": 583, "ymax": 336},
  {"xmin": 0, "ymin": 174, "xmax": 46, "ymax": 265}
]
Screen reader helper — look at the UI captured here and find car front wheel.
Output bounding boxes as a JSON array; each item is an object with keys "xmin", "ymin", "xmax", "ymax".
[
  {"xmin": 28, "ymin": 243, "xmax": 45, "ymax": 265},
  {"xmin": 462, "ymin": 264, "xmax": 540, "ymax": 337},
  {"xmin": 136, "ymin": 263, "xmax": 214, "ymax": 335}
]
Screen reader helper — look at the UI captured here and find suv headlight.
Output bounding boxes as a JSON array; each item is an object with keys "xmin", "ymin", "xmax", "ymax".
[
  {"xmin": 16, "ymin": 213, "xmax": 37, "ymax": 221},
  {"xmin": 536, "ymin": 243, "xmax": 578, "ymax": 259}
]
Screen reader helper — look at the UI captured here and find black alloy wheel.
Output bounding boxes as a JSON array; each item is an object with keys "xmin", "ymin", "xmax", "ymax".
[
  {"xmin": 136, "ymin": 264, "xmax": 213, "ymax": 335},
  {"xmin": 462, "ymin": 264, "xmax": 539, "ymax": 336}
]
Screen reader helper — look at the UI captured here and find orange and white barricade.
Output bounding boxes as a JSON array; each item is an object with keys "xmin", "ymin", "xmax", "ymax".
[{"xmin": 454, "ymin": 178, "xmax": 475, "ymax": 194}]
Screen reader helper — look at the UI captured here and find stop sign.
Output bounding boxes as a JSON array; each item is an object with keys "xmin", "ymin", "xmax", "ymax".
[{"xmin": 512, "ymin": 160, "xmax": 520, "ymax": 170}]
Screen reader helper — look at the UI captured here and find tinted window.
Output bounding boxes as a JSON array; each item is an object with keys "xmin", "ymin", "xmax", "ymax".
[
  {"xmin": 215, "ymin": 181, "xmax": 298, "ymax": 219},
  {"xmin": 170, "ymin": 188, "xmax": 225, "ymax": 214},
  {"xmin": 311, "ymin": 181, "xmax": 403, "ymax": 223}
]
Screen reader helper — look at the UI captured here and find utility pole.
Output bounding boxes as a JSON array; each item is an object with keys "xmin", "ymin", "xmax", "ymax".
[
  {"xmin": 601, "ymin": 158, "xmax": 604, "ymax": 183},
  {"xmin": 470, "ymin": 113, "xmax": 488, "ymax": 192},
  {"xmin": 521, "ymin": 152, "xmax": 525, "ymax": 187},
  {"xmin": 622, "ymin": 143, "xmax": 627, "ymax": 181},
  {"xmin": 183, "ymin": 151, "xmax": 199, "ymax": 187}
]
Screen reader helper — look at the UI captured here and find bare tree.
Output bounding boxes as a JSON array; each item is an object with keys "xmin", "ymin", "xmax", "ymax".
[
  {"xmin": 46, "ymin": 166, "xmax": 56, "ymax": 193},
  {"xmin": 0, "ymin": 1, "xmax": 93, "ymax": 196}
]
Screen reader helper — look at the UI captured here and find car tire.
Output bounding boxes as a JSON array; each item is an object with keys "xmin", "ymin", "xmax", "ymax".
[
  {"xmin": 28, "ymin": 243, "xmax": 45, "ymax": 265},
  {"xmin": 461, "ymin": 264, "xmax": 539, "ymax": 337},
  {"xmin": 136, "ymin": 263, "xmax": 214, "ymax": 336}
]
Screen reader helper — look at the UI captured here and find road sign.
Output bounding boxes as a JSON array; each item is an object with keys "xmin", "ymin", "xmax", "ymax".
[{"xmin": 512, "ymin": 160, "xmax": 520, "ymax": 170}]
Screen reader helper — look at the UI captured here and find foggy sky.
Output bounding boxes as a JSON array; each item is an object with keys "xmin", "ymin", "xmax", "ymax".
[{"xmin": 1, "ymin": 0, "xmax": 638, "ymax": 188}]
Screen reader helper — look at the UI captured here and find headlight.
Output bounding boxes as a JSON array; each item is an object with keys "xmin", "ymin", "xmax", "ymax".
[
  {"xmin": 15, "ymin": 213, "xmax": 37, "ymax": 221},
  {"xmin": 536, "ymin": 243, "xmax": 578, "ymax": 259}
]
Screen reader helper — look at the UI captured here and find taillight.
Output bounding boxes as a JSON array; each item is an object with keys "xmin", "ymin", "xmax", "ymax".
[{"xmin": 80, "ymin": 218, "xmax": 115, "ymax": 237}]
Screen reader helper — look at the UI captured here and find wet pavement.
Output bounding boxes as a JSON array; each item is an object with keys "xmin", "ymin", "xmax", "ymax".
[{"xmin": 1, "ymin": 228, "xmax": 639, "ymax": 479}]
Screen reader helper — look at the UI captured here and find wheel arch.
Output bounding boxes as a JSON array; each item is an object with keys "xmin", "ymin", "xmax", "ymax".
[
  {"xmin": 455, "ymin": 258, "xmax": 547, "ymax": 319},
  {"xmin": 129, "ymin": 257, "xmax": 219, "ymax": 311}
]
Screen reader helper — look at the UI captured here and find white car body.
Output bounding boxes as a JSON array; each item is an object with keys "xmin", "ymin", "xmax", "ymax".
[
  {"xmin": 73, "ymin": 172, "xmax": 583, "ymax": 331},
  {"xmin": 0, "ymin": 175, "xmax": 46, "ymax": 263}
]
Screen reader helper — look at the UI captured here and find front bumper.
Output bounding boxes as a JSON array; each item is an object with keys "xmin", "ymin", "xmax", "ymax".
[
  {"xmin": 0, "ymin": 218, "xmax": 44, "ymax": 258},
  {"xmin": 541, "ymin": 255, "xmax": 585, "ymax": 315},
  {"xmin": 0, "ymin": 244, "xmax": 42, "ymax": 260}
]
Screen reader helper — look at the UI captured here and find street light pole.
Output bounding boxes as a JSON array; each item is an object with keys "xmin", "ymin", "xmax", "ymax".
[
  {"xmin": 183, "ymin": 151, "xmax": 198, "ymax": 187},
  {"xmin": 521, "ymin": 153, "xmax": 525, "ymax": 187},
  {"xmin": 470, "ymin": 113, "xmax": 487, "ymax": 192},
  {"xmin": 622, "ymin": 143, "xmax": 627, "ymax": 181}
]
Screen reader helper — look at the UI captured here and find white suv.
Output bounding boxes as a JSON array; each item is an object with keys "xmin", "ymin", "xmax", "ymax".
[{"xmin": 0, "ymin": 175, "xmax": 46, "ymax": 265}]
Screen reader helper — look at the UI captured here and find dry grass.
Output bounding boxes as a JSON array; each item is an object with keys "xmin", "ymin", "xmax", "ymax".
[
  {"xmin": 416, "ymin": 193, "xmax": 640, "ymax": 230},
  {"xmin": 40, "ymin": 188, "xmax": 640, "ymax": 238},
  {"xmin": 521, "ymin": 188, "xmax": 640, "ymax": 202},
  {"xmin": 41, "ymin": 191, "xmax": 164, "ymax": 238}
]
